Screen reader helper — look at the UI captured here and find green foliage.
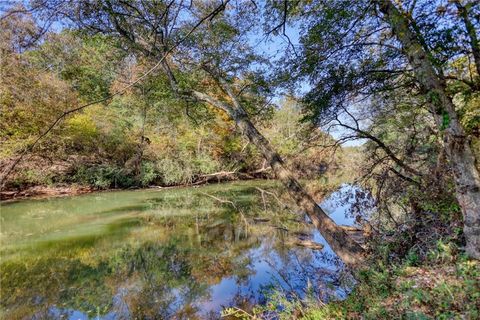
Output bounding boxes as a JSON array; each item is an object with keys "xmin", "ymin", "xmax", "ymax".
[
  {"xmin": 1, "ymin": 2, "xmax": 479, "ymax": 318},
  {"xmin": 156, "ymin": 158, "xmax": 192, "ymax": 185},
  {"xmin": 405, "ymin": 249, "xmax": 420, "ymax": 267},
  {"xmin": 193, "ymin": 153, "xmax": 220, "ymax": 174},
  {"xmin": 406, "ymin": 181, "xmax": 462, "ymax": 222},
  {"xmin": 9, "ymin": 169, "xmax": 54, "ymax": 188},
  {"xmin": 426, "ymin": 241, "xmax": 457, "ymax": 264},
  {"xmin": 457, "ymin": 92, "xmax": 480, "ymax": 135},
  {"xmin": 441, "ymin": 112, "xmax": 450, "ymax": 130},
  {"xmin": 73, "ymin": 165, "xmax": 133, "ymax": 189},
  {"xmin": 65, "ymin": 112, "xmax": 99, "ymax": 150},
  {"xmin": 138, "ymin": 162, "xmax": 158, "ymax": 187},
  {"xmin": 27, "ymin": 31, "xmax": 123, "ymax": 101},
  {"xmin": 300, "ymin": 256, "xmax": 479, "ymax": 319}
]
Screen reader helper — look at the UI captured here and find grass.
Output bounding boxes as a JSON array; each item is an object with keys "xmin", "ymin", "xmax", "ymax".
[{"xmin": 302, "ymin": 243, "xmax": 480, "ymax": 319}]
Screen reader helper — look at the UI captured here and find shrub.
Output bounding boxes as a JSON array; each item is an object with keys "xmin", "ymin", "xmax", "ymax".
[
  {"xmin": 72, "ymin": 165, "xmax": 134, "ymax": 189},
  {"xmin": 138, "ymin": 162, "xmax": 158, "ymax": 187},
  {"xmin": 9, "ymin": 169, "xmax": 54, "ymax": 188},
  {"xmin": 156, "ymin": 158, "xmax": 191, "ymax": 185}
]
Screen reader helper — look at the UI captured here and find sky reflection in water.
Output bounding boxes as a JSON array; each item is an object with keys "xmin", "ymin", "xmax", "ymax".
[{"xmin": 0, "ymin": 181, "xmax": 367, "ymax": 319}]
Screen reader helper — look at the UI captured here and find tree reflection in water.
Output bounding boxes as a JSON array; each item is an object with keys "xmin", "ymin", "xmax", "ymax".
[{"xmin": 0, "ymin": 182, "xmax": 360, "ymax": 319}]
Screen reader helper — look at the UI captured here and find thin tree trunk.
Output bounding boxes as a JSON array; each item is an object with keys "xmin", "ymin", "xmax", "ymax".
[
  {"xmin": 135, "ymin": 89, "xmax": 148, "ymax": 177},
  {"xmin": 190, "ymin": 85, "xmax": 365, "ymax": 267},
  {"xmin": 377, "ymin": 0, "xmax": 480, "ymax": 259},
  {"xmin": 454, "ymin": 0, "xmax": 480, "ymax": 78}
]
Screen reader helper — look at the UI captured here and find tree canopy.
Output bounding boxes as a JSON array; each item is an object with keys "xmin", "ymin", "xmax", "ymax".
[{"xmin": 0, "ymin": 1, "xmax": 479, "ymax": 315}]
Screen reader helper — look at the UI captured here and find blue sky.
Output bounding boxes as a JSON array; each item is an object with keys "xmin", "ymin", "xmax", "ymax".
[
  {"xmin": 2, "ymin": 0, "xmax": 365, "ymax": 147},
  {"xmin": 250, "ymin": 22, "xmax": 365, "ymax": 147}
]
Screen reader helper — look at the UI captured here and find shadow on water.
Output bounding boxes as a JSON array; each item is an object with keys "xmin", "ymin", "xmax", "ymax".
[{"xmin": 0, "ymin": 181, "xmax": 369, "ymax": 319}]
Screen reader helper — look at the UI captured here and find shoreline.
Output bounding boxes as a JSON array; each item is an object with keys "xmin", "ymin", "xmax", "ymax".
[
  {"xmin": 0, "ymin": 177, "xmax": 339, "ymax": 203},
  {"xmin": 0, "ymin": 185, "xmax": 96, "ymax": 202},
  {"xmin": 0, "ymin": 178, "xmax": 272, "ymax": 202},
  {"xmin": 0, "ymin": 170, "xmax": 273, "ymax": 202}
]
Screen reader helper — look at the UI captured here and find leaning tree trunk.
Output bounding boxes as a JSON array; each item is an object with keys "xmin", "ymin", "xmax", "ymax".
[
  {"xmin": 377, "ymin": 0, "xmax": 480, "ymax": 259},
  {"xmin": 190, "ymin": 85, "xmax": 365, "ymax": 267}
]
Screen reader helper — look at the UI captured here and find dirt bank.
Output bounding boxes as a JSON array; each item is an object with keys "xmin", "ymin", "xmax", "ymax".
[{"xmin": 0, "ymin": 185, "xmax": 94, "ymax": 202}]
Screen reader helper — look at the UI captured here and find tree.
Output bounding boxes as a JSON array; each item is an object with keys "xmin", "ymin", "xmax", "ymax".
[
  {"xmin": 375, "ymin": 0, "xmax": 480, "ymax": 259},
  {"xmin": 286, "ymin": 0, "xmax": 480, "ymax": 259},
  {"xmin": 0, "ymin": 12, "xmax": 77, "ymax": 160},
  {"xmin": 20, "ymin": 0, "xmax": 364, "ymax": 265}
]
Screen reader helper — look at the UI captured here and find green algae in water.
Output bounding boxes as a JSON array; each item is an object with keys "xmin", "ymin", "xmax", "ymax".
[{"xmin": 0, "ymin": 181, "xmax": 355, "ymax": 319}]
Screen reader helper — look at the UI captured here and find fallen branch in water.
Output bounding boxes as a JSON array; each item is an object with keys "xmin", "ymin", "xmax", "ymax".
[
  {"xmin": 255, "ymin": 187, "xmax": 287, "ymax": 209},
  {"xmin": 191, "ymin": 167, "xmax": 271, "ymax": 186},
  {"xmin": 199, "ymin": 170, "xmax": 238, "ymax": 178},
  {"xmin": 340, "ymin": 225, "xmax": 363, "ymax": 232},
  {"xmin": 198, "ymin": 192, "xmax": 250, "ymax": 230},
  {"xmin": 294, "ymin": 240, "xmax": 324, "ymax": 250},
  {"xmin": 199, "ymin": 192, "xmax": 238, "ymax": 209}
]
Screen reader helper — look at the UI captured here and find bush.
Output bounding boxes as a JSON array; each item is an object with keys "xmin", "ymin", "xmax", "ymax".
[
  {"xmin": 192, "ymin": 153, "xmax": 220, "ymax": 175},
  {"xmin": 73, "ymin": 165, "xmax": 134, "ymax": 189},
  {"xmin": 138, "ymin": 162, "xmax": 158, "ymax": 187},
  {"xmin": 9, "ymin": 169, "xmax": 54, "ymax": 188},
  {"xmin": 156, "ymin": 158, "xmax": 192, "ymax": 185}
]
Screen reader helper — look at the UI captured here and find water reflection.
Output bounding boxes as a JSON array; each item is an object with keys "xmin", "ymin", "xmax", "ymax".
[{"xmin": 1, "ymin": 181, "xmax": 360, "ymax": 319}]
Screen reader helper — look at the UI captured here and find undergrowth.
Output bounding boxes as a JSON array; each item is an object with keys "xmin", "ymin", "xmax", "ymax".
[
  {"xmin": 223, "ymin": 238, "xmax": 480, "ymax": 319},
  {"xmin": 305, "ymin": 242, "xmax": 479, "ymax": 319}
]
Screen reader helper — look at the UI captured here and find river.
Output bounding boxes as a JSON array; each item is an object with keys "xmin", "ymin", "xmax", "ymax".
[{"xmin": 0, "ymin": 181, "xmax": 366, "ymax": 319}]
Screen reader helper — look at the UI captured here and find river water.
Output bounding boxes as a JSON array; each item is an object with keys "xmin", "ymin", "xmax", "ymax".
[{"xmin": 0, "ymin": 181, "xmax": 365, "ymax": 319}]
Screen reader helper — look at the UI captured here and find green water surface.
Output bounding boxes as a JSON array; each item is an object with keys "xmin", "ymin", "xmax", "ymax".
[{"xmin": 0, "ymin": 181, "xmax": 352, "ymax": 319}]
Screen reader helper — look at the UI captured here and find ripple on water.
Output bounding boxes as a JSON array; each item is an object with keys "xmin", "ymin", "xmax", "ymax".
[{"xmin": 0, "ymin": 181, "xmax": 370, "ymax": 319}]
